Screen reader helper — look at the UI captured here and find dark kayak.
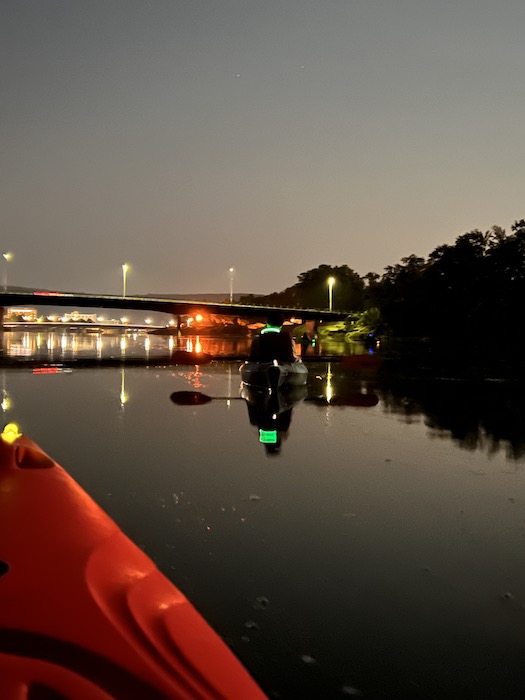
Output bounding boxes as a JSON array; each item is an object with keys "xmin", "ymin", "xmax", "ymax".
[
  {"xmin": 240, "ymin": 359, "xmax": 308, "ymax": 389},
  {"xmin": 0, "ymin": 424, "xmax": 266, "ymax": 700}
]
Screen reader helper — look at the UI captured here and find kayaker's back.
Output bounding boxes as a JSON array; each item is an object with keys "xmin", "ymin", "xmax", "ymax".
[{"xmin": 249, "ymin": 331, "xmax": 297, "ymax": 363}]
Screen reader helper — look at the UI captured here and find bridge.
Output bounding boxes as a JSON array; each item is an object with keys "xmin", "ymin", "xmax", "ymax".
[{"xmin": 0, "ymin": 291, "xmax": 348, "ymax": 326}]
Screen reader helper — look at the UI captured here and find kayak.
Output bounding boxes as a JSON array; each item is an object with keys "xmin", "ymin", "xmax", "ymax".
[
  {"xmin": 0, "ymin": 424, "xmax": 266, "ymax": 700},
  {"xmin": 240, "ymin": 360, "xmax": 308, "ymax": 390}
]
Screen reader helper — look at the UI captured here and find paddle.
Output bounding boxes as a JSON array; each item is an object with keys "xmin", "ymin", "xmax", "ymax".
[{"xmin": 170, "ymin": 389, "xmax": 379, "ymax": 408}]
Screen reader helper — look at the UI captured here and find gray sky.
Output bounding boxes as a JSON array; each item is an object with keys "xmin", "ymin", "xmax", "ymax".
[{"xmin": 2, "ymin": 0, "xmax": 524, "ymax": 296}]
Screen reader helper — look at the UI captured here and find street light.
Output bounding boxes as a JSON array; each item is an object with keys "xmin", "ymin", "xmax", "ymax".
[
  {"xmin": 229, "ymin": 267, "xmax": 235, "ymax": 303},
  {"xmin": 328, "ymin": 276, "xmax": 335, "ymax": 311},
  {"xmin": 3, "ymin": 252, "xmax": 13, "ymax": 292},
  {"xmin": 122, "ymin": 263, "xmax": 128, "ymax": 298}
]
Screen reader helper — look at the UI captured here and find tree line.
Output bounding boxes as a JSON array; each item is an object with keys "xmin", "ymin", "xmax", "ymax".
[{"xmin": 240, "ymin": 219, "xmax": 525, "ymax": 341}]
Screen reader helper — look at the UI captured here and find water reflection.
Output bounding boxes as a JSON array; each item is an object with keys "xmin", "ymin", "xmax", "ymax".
[
  {"xmin": 306, "ymin": 361, "xmax": 525, "ymax": 461},
  {"xmin": 1, "ymin": 371, "xmax": 11, "ymax": 414},
  {"xmin": 241, "ymin": 384, "xmax": 307, "ymax": 455},
  {"xmin": 307, "ymin": 362, "xmax": 380, "ymax": 408},
  {"xmin": 119, "ymin": 368, "xmax": 128, "ymax": 408},
  {"xmin": 3, "ymin": 329, "xmax": 525, "ymax": 461},
  {"xmin": 4, "ymin": 355, "xmax": 525, "ymax": 698},
  {"xmin": 3, "ymin": 330, "xmax": 253, "ymax": 361},
  {"xmin": 377, "ymin": 374, "xmax": 525, "ymax": 461}
]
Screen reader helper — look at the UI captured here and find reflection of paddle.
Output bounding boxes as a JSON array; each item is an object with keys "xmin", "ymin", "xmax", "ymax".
[
  {"xmin": 171, "ymin": 350, "xmax": 213, "ymax": 365},
  {"xmin": 170, "ymin": 391, "xmax": 242, "ymax": 405},
  {"xmin": 307, "ymin": 391, "xmax": 379, "ymax": 407},
  {"xmin": 329, "ymin": 392, "xmax": 379, "ymax": 407}
]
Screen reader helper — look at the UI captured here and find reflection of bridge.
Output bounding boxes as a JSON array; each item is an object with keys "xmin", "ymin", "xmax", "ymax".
[{"xmin": 0, "ymin": 291, "xmax": 347, "ymax": 325}]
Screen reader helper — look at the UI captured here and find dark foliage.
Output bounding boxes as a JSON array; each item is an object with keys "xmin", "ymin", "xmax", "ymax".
[
  {"xmin": 240, "ymin": 219, "xmax": 525, "ymax": 344},
  {"xmin": 240, "ymin": 264, "xmax": 365, "ymax": 312},
  {"xmin": 368, "ymin": 220, "xmax": 525, "ymax": 341}
]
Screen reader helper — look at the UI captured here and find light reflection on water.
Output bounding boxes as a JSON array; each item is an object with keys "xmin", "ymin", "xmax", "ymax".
[
  {"xmin": 3, "ymin": 330, "xmax": 257, "ymax": 360},
  {"xmin": 3, "ymin": 329, "xmax": 358, "ymax": 361},
  {"xmin": 2, "ymin": 336, "xmax": 525, "ymax": 698}
]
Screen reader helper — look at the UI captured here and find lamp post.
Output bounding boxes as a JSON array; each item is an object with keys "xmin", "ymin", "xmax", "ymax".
[
  {"xmin": 229, "ymin": 267, "xmax": 235, "ymax": 303},
  {"xmin": 328, "ymin": 276, "xmax": 335, "ymax": 311},
  {"xmin": 122, "ymin": 263, "xmax": 128, "ymax": 298},
  {"xmin": 3, "ymin": 252, "xmax": 13, "ymax": 292}
]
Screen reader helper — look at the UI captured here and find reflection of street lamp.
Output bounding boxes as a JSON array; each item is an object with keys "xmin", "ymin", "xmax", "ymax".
[
  {"xmin": 328, "ymin": 276, "xmax": 335, "ymax": 311},
  {"xmin": 120, "ymin": 368, "xmax": 128, "ymax": 406},
  {"xmin": 229, "ymin": 267, "xmax": 235, "ymax": 303},
  {"xmin": 122, "ymin": 263, "xmax": 128, "ymax": 298},
  {"xmin": 3, "ymin": 252, "xmax": 13, "ymax": 292}
]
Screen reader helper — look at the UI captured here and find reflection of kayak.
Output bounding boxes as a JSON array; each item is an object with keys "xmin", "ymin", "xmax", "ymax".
[
  {"xmin": 0, "ymin": 426, "xmax": 265, "ymax": 699},
  {"xmin": 240, "ymin": 360, "xmax": 308, "ymax": 389},
  {"xmin": 241, "ymin": 385, "xmax": 307, "ymax": 454},
  {"xmin": 241, "ymin": 383, "xmax": 308, "ymax": 412}
]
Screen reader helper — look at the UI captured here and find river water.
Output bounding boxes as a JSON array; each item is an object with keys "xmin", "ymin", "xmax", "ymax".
[{"xmin": 3, "ymin": 331, "xmax": 525, "ymax": 699}]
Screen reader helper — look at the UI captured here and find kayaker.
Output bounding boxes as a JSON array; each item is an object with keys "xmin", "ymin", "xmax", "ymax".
[
  {"xmin": 300, "ymin": 332, "xmax": 311, "ymax": 356},
  {"xmin": 249, "ymin": 311, "xmax": 299, "ymax": 363}
]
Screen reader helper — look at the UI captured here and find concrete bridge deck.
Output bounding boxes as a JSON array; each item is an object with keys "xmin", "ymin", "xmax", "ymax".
[{"xmin": 0, "ymin": 291, "xmax": 348, "ymax": 322}]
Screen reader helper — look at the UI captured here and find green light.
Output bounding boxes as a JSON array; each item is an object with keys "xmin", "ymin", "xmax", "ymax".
[
  {"xmin": 261, "ymin": 326, "xmax": 281, "ymax": 334},
  {"xmin": 259, "ymin": 429, "xmax": 278, "ymax": 444}
]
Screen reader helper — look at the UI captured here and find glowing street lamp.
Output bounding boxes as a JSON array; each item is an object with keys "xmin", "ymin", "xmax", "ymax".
[
  {"xmin": 121, "ymin": 263, "xmax": 128, "ymax": 298},
  {"xmin": 229, "ymin": 267, "xmax": 235, "ymax": 303},
  {"xmin": 328, "ymin": 276, "xmax": 335, "ymax": 311},
  {"xmin": 3, "ymin": 252, "xmax": 13, "ymax": 292}
]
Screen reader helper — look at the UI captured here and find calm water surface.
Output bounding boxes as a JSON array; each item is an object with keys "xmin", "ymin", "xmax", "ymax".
[{"xmin": 4, "ymin": 332, "xmax": 525, "ymax": 699}]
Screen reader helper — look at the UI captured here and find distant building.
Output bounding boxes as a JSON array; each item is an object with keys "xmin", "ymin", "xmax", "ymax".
[
  {"xmin": 7, "ymin": 307, "xmax": 38, "ymax": 321},
  {"xmin": 62, "ymin": 311, "xmax": 98, "ymax": 323}
]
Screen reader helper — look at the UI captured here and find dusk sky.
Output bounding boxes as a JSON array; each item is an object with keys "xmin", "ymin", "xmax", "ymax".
[{"xmin": 2, "ymin": 1, "xmax": 524, "ymax": 297}]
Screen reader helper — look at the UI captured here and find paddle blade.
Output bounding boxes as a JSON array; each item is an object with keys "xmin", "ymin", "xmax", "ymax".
[
  {"xmin": 331, "ymin": 391, "xmax": 379, "ymax": 407},
  {"xmin": 171, "ymin": 350, "xmax": 212, "ymax": 365},
  {"xmin": 170, "ymin": 391, "xmax": 213, "ymax": 405},
  {"xmin": 341, "ymin": 354, "xmax": 382, "ymax": 370}
]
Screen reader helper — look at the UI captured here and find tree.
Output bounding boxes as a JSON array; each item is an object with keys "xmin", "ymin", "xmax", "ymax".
[
  {"xmin": 240, "ymin": 264, "xmax": 365, "ymax": 312},
  {"xmin": 295, "ymin": 265, "xmax": 365, "ymax": 311}
]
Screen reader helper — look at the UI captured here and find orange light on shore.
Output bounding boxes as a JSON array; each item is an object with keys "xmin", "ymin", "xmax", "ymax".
[{"xmin": 195, "ymin": 314, "xmax": 203, "ymax": 323}]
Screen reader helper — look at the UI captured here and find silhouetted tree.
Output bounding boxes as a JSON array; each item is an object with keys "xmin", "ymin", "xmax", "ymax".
[
  {"xmin": 295, "ymin": 264, "xmax": 364, "ymax": 311},
  {"xmin": 374, "ymin": 221, "xmax": 525, "ymax": 343},
  {"xmin": 240, "ymin": 264, "xmax": 365, "ymax": 312},
  {"xmin": 241, "ymin": 218, "xmax": 525, "ymax": 349}
]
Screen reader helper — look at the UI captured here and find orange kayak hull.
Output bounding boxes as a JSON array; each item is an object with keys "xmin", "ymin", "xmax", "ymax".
[{"xmin": 0, "ymin": 433, "xmax": 266, "ymax": 699}]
